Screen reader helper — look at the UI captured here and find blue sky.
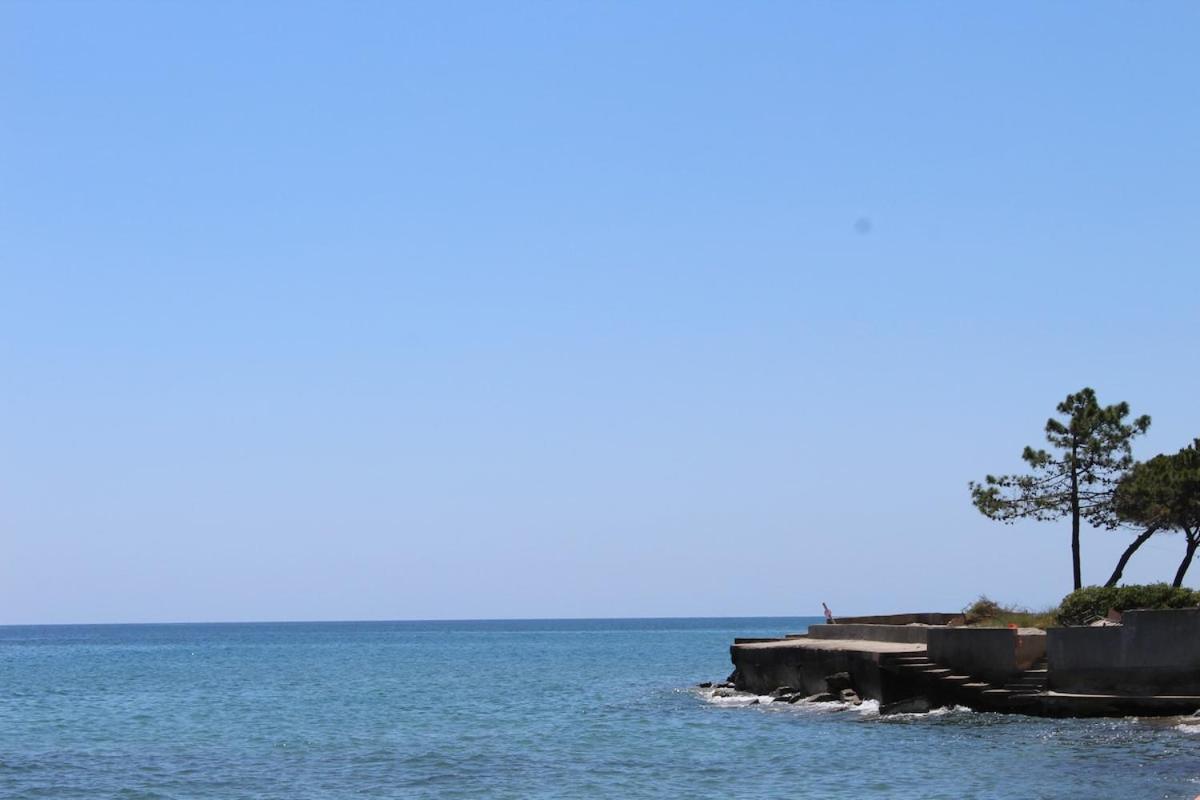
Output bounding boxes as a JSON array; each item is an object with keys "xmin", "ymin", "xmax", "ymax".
[{"xmin": 2, "ymin": 2, "xmax": 1198, "ymax": 624}]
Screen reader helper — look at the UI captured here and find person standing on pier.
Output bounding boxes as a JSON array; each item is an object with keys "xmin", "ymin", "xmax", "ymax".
[{"xmin": 822, "ymin": 602, "xmax": 836, "ymax": 624}]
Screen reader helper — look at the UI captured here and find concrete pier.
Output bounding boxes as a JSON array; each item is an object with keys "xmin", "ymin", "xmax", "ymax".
[
  {"xmin": 729, "ymin": 613, "xmax": 1200, "ymax": 718},
  {"xmin": 731, "ymin": 636, "xmax": 925, "ymax": 701}
]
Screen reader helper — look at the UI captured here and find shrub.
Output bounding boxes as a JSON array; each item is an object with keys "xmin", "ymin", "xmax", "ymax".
[
  {"xmin": 963, "ymin": 595, "xmax": 1057, "ymax": 629},
  {"xmin": 964, "ymin": 596, "xmax": 1003, "ymax": 624},
  {"xmin": 1056, "ymin": 583, "xmax": 1200, "ymax": 626}
]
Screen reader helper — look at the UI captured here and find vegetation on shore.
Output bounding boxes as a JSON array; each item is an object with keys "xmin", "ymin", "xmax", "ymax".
[
  {"xmin": 1056, "ymin": 583, "xmax": 1200, "ymax": 626},
  {"xmin": 965, "ymin": 584, "xmax": 1200, "ymax": 629},
  {"xmin": 970, "ymin": 387, "xmax": 1198, "ymax": 592},
  {"xmin": 963, "ymin": 596, "xmax": 1058, "ymax": 629}
]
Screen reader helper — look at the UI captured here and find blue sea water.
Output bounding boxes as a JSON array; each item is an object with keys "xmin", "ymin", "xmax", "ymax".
[{"xmin": 1, "ymin": 617, "xmax": 1198, "ymax": 799}]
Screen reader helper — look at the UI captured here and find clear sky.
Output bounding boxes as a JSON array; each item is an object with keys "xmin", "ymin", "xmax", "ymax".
[{"xmin": 2, "ymin": 2, "xmax": 1198, "ymax": 624}]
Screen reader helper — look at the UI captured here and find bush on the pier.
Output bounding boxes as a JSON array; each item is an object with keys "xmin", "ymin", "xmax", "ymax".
[{"xmin": 1056, "ymin": 583, "xmax": 1200, "ymax": 626}]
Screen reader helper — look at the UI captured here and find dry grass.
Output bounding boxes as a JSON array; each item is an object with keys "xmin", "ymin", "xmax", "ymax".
[{"xmin": 963, "ymin": 596, "xmax": 1058, "ymax": 629}]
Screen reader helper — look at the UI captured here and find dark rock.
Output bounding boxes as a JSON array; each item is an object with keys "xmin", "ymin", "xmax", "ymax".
[
  {"xmin": 824, "ymin": 672, "xmax": 854, "ymax": 693},
  {"xmin": 880, "ymin": 696, "xmax": 931, "ymax": 715},
  {"xmin": 839, "ymin": 688, "xmax": 862, "ymax": 705},
  {"xmin": 772, "ymin": 693, "xmax": 800, "ymax": 703},
  {"xmin": 748, "ymin": 699, "xmax": 760, "ymax": 705},
  {"xmin": 769, "ymin": 686, "xmax": 797, "ymax": 698},
  {"xmin": 726, "ymin": 669, "xmax": 739, "ymax": 684},
  {"xmin": 805, "ymin": 692, "xmax": 839, "ymax": 703},
  {"xmin": 697, "ymin": 682, "xmax": 713, "ymax": 688},
  {"xmin": 716, "ymin": 682, "xmax": 735, "ymax": 689}
]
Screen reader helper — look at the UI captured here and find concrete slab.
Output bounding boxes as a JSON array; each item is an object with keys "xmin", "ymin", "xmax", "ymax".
[{"xmin": 733, "ymin": 638, "xmax": 926, "ymax": 655}]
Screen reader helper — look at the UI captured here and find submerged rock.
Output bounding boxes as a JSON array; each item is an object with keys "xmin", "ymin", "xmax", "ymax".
[{"xmin": 880, "ymin": 697, "xmax": 931, "ymax": 715}]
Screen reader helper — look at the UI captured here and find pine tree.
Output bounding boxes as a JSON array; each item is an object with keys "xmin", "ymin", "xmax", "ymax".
[
  {"xmin": 970, "ymin": 388, "xmax": 1150, "ymax": 591},
  {"xmin": 1113, "ymin": 440, "xmax": 1200, "ymax": 587}
]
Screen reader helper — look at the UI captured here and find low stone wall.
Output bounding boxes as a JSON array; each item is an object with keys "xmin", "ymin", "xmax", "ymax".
[
  {"xmin": 833, "ymin": 613, "xmax": 964, "ymax": 626},
  {"xmin": 1047, "ymin": 609, "xmax": 1200, "ymax": 695},
  {"xmin": 927, "ymin": 627, "xmax": 1046, "ymax": 682},
  {"xmin": 808, "ymin": 624, "xmax": 930, "ymax": 644}
]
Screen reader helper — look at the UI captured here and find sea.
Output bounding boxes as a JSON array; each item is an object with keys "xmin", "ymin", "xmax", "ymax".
[{"xmin": 1, "ymin": 617, "xmax": 1198, "ymax": 799}]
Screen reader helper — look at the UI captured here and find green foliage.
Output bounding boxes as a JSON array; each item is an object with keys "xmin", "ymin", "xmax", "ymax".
[
  {"xmin": 970, "ymin": 388, "xmax": 1150, "ymax": 528},
  {"xmin": 1114, "ymin": 440, "xmax": 1200, "ymax": 534},
  {"xmin": 969, "ymin": 387, "xmax": 1150, "ymax": 589},
  {"xmin": 1113, "ymin": 440, "xmax": 1200, "ymax": 586},
  {"xmin": 1056, "ymin": 583, "xmax": 1200, "ymax": 626}
]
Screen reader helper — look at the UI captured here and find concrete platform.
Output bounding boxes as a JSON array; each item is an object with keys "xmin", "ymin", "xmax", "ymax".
[
  {"xmin": 730, "ymin": 637, "xmax": 926, "ymax": 699},
  {"xmin": 736, "ymin": 637, "xmax": 926, "ymax": 655}
]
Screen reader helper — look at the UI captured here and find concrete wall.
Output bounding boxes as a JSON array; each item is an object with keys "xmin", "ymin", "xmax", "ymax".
[
  {"xmin": 730, "ymin": 643, "xmax": 897, "ymax": 701},
  {"xmin": 834, "ymin": 613, "xmax": 964, "ymax": 626},
  {"xmin": 807, "ymin": 624, "xmax": 930, "ymax": 644},
  {"xmin": 928, "ymin": 628, "xmax": 1046, "ymax": 682},
  {"xmin": 1047, "ymin": 609, "xmax": 1200, "ymax": 694}
]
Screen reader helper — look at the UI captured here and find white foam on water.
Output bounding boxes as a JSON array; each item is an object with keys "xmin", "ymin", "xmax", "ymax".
[
  {"xmin": 694, "ymin": 687, "xmax": 773, "ymax": 707},
  {"xmin": 852, "ymin": 699, "xmax": 881, "ymax": 716},
  {"xmin": 693, "ymin": 687, "xmax": 974, "ymax": 720},
  {"xmin": 875, "ymin": 704, "xmax": 976, "ymax": 722}
]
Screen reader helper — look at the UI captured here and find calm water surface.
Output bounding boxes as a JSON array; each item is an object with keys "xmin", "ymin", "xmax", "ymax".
[{"xmin": 1, "ymin": 618, "xmax": 1198, "ymax": 799}]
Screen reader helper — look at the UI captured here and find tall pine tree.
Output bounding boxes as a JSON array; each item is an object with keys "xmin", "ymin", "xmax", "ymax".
[{"xmin": 970, "ymin": 388, "xmax": 1150, "ymax": 590}]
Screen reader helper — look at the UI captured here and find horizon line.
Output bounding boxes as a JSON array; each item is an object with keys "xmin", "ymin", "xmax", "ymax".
[{"xmin": 0, "ymin": 613, "xmax": 828, "ymax": 629}]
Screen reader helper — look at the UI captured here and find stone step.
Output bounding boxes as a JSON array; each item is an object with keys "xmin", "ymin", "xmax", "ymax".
[
  {"xmin": 981, "ymin": 688, "xmax": 1014, "ymax": 697},
  {"xmin": 962, "ymin": 682, "xmax": 991, "ymax": 690},
  {"xmin": 1005, "ymin": 683, "xmax": 1045, "ymax": 691},
  {"xmin": 920, "ymin": 668, "xmax": 953, "ymax": 677},
  {"xmin": 887, "ymin": 655, "xmax": 934, "ymax": 663},
  {"xmin": 939, "ymin": 674, "xmax": 973, "ymax": 683}
]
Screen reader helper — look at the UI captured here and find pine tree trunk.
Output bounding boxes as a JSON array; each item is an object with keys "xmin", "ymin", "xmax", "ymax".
[
  {"xmin": 1070, "ymin": 459, "xmax": 1082, "ymax": 591},
  {"xmin": 1173, "ymin": 535, "xmax": 1199, "ymax": 588},
  {"xmin": 1105, "ymin": 524, "xmax": 1160, "ymax": 588}
]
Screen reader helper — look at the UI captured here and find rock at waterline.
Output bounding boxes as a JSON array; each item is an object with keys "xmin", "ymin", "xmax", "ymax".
[
  {"xmin": 880, "ymin": 697, "xmax": 931, "ymax": 715},
  {"xmin": 697, "ymin": 682, "xmax": 713, "ymax": 688},
  {"xmin": 825, "ymin": 672, "xmax": 854, "ymax": 693},
  {"xmin": 806, "ymin": 692, "xmax": 840, "ymax": 703},
  {"xmin": 839, "ymin": 689, "xmax": 863, "ymax": 706}
]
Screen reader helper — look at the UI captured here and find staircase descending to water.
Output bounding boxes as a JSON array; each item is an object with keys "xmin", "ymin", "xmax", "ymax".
[{"xmin": 879, "ymin": 653, "xmax": 1049, "ymax": 712}]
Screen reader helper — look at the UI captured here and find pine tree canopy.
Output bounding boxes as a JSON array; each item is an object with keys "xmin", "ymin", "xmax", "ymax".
[
  {"xmin": 969, "ymin": 388, "xmax": 1150, "ymax": 528},
  {"xmin": 1114, "ymin": 440, "xmax": 1200, "ymax": 537}
]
